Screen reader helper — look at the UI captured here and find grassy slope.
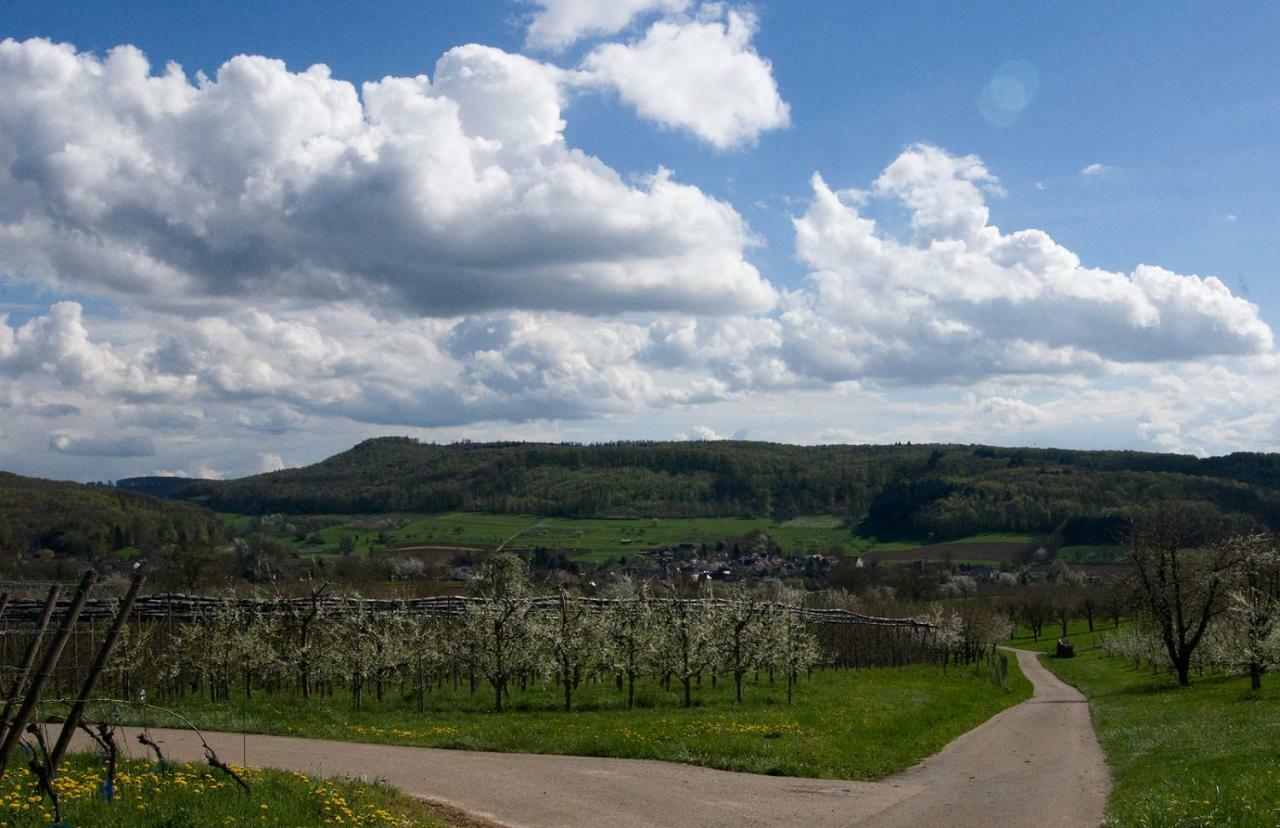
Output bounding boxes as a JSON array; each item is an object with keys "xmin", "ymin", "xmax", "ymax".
[
  {"xmin": 1016, "ymin": 620, "xmax": 1280, "ymax": 827},
  {"xmin": 0, "ymin": 753, "xmax": 462, "ymax": 827},
  {"xmin": 98, "ymin": 664, "xmax": 1030, "ymax": 781}
]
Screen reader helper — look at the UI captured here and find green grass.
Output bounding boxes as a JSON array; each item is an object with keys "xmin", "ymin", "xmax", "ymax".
[
  {"xmin": 388, "ymin": 512, "xmax": 537, "ymax": 548},
  {"xmin": 235, "ymin": 510, "xmax": 1037, "ymax": 565},
  {"xmin": 98, "ymin": 664, "xmax": 1029, "ymax": 781},
  {"xmin": 1008, "ymin": 618, "xmax": 1129, "ymax": 654},
  {"xmin": 1057, "ymin": 544, "xmax": 1125, "ymax": 564},
  {"xmin": 940, "ymin": 532, "xmax": 1032, "ymax": 545},
  {"xmin": 1027, "ymin": 626, "xmax": 1280, "ymax": 826},
  {"xmin": 463, "ymin": 514, "xmax": 864, "ymax": 561},
  {"xmin": 215, "ymin": 512, "xmax": 257, "ymax": 533},
  {"xmin": 244, "ymin": 511, "xmax": 873, "ymax": 561},
  {"xmin": 0, "ymin": 752, "xmax": 453, "ymax": 826}
]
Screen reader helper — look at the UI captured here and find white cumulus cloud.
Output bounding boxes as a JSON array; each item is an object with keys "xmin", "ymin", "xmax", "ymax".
[
  {"xmin": 581, "ymin": 6, "xmax": 790, "ymax": 149},
  {"xmin": 783, "ymin": 144, "xmax": 1272, "ymax": 383},
  {"xmin": 525, "ymin": 0, "xmax": 690, "ymax": 51},
  {"xmin": 0, "ymin": 302, "xmax": 127, "ymax": 387},
  {"xmin": 258, "ymin": 453, "xmax": 286, "ymax": 473},
  {"xmin": 0, "ymin": 38, "xmax": 775, "ymax": 318}
]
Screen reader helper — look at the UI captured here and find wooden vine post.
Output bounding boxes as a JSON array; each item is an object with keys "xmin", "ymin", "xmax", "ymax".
[
  {"xmin": 0, "ymin": 584, "xmax": 60, "ymax": 746},
  {"xmin": 0, "ymin": 570, "xmax": 97, "ymax": 779},
  {"xmin": 49, "ymin": 573, "xmax": 146, "ymax": 772}
]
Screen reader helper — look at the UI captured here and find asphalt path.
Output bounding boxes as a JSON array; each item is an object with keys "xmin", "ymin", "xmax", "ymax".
[{"xmin": 59, "ymin": 647, "xmax": 1110, "ymax": 827}]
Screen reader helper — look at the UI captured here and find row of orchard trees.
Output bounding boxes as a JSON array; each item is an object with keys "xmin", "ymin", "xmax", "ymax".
[
  {"xmin": 1105, "ymin": 519, "xmax": 1280, "ymax": 690},
  {"xmin": 108, "ymin": 554, "xmax": 824, "ymax": 712},
  {"xmin": 1080, "ymin": 514, "xmax": 1280, "ymax": 691}
]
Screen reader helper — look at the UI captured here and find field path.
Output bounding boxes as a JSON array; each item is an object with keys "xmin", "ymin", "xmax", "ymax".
[
  {"xmin": 865, "ymin": 647, "xmax": 1111, "ymax": 827},
  {"xmin": 59, "ymin": 648, "xmax": 1109, "ymax": 827}
]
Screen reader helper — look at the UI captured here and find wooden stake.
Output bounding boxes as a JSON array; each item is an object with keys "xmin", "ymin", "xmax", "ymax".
[
  {"xmin": 0, "ymin": 585, "xmax": 59, "ymax": 745},
  {"xmin": 49, "ymin": 573, "xmax": 145, "ymax": 772},
  {"xmin": 0, "ymin": 570, "xmax": 96, "ymax": 779}
]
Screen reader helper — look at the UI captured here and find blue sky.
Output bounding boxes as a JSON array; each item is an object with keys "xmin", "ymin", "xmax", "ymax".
[{"xmin": 1, "ymin": 1, "xmax": 1278, "ymax": 479}]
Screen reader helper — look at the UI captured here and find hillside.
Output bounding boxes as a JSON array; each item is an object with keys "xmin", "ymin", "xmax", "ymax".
[
  {"xmin": 171, "ymin": 439, "xmax": 1280, "ymax": 541},
  {"xmin": 115, "ymin": 475, "xmax": 203, "ymax": 498},
  {"xmin": 0, "ymin": 472, "xmax": 225, "ymax": 557}
]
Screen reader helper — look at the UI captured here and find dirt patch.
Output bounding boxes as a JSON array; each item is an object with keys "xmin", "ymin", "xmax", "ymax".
[
  {"xmin": 390, "ymin": 543, "xmax": 488, "ymax": 554},
  {"xmin": 416, "ymin": 796, "xmax": 504, "ymax": 827},
  {"xmin": 870, "ymin": 542, "xmax": 1025, "ymax": 562}
]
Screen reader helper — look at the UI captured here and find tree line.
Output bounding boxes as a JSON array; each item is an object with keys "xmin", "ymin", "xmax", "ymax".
[{"xmin": 170, "ymin": 438, "xmax": 1280, "ymax": 540}]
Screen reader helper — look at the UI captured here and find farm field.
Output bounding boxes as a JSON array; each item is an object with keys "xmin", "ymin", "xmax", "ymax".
[
  {"xmin": 228, "ymin": 511, "xmax": 1033, "ymax": 565},
  {"xmin": 1056, "ymin": 544, "xmax": 1125, "ymax": 564},
  {"xmin": 94, "ymin": 662, "xmax": 1030, "ymax": 781},
  {"xmin": 0, "ymin": 752, "xmax": 461, "ymax": 827},
  {"xmin": 1025, "ymin": 621, "xmax": 1280, "ymax": 826}
]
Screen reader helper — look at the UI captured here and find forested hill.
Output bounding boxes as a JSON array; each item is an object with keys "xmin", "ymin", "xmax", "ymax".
[
  {"xmin": 115, "ymin": 476, "xmax": 202, "ymax": 499},
  {"xmin": 171, "ymin": 438, "xmax": 1280, "ymax": 540},
  {"xmin": 0, "ymin": 472, "xmax": 225, "ymax": 557}
]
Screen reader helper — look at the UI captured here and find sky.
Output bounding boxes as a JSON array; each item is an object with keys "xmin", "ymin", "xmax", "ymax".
[{"xmin": 0, "ymin": 0, "xmax": 1278, "ymax": 481}]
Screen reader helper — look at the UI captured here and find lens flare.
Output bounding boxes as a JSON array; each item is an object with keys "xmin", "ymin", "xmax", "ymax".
[{"xmin": 979, "ymin": 60, "xmax": 1039, "ymax": 127}]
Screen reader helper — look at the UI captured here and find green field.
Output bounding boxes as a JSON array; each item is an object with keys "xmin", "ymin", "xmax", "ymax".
[
  {"xmin": 228, "ymin": 511, "xmax": 1033, "ymax": 565},
  {"xmin": 1056, "ymin": 544, "xmax": 1125, "ymax": 564},
  {"xmin": 388, "ymin": 513, "xmax": 864, "ymax": 562},
  {"xmin": 940, "ymin": 533, "xmax": 1031, "ymax": 545},
  {"xmin": 1023, "ymin": 621, "xmax": 1280, "ymax": 827},
  {"xmin": 95, "ymin": 663, "xmax": 1029, "ymax": 781},
  {"xmin": 0, "ymin": 753, "xmax": 455, "ymax": 827}
]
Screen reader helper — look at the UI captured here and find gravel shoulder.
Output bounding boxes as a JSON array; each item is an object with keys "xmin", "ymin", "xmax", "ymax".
[{"xmin": 59, "ymin": 649, "xmax": 1109, "ymax": 827}]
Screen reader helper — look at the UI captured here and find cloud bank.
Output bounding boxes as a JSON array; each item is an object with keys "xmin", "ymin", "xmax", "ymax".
[
  {"xmin": 0, "ymin": 34, "xmax": 1273, "ymax": 478},
  {"xmin": 0, "ymin": 37, "xmax": 775, "ymax": 319}
]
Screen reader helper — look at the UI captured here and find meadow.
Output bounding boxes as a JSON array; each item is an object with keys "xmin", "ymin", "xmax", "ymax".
[
  {"xmin": 94, "ymin": 663, "xmax": 1030, "ymax": 781},
  {"xmin": 230, "ymin": 511, "xmax": 1032, "ymax": 565},
  {"xmin": 0, "ymin": 752, "xmax": 461, "ymax": 827},
  {"xmin": 1015, "ymin": 620, "xmax": 1280, "ymax": 827}
]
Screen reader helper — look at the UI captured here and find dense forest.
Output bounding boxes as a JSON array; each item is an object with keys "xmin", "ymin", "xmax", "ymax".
[
  {"xmin": 0, "ymin": 472, "xmax": 225, "ymax": 558},
  {"xmin": 165, "ymin": 438, "xmax": 1280, "ymax": 541}
]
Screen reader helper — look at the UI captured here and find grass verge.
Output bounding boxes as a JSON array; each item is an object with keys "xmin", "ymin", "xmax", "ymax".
[
  {"xmin": 1028, "ymin": 623, "xmax": 1280, "ymax": 827},
  {"xmin": 0, "ymin": 752, "xmax": 471, "ymax": 827},
  {"xmin": 92, "ymin": 663, "xmax": 1029, "ymax": 781}
]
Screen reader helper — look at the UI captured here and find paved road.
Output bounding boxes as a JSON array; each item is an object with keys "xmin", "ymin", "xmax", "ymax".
[
  {"xmin": 60, "ymin": 648, "xmax": 1109, "ymax": 827},
  {"xmin": 867, "ymin": 647, "xmax": 1111, "ymax": 827}
]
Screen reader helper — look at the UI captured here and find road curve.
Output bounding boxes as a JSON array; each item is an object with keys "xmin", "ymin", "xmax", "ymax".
[{"xmin": 58, "ymin": 649, "xmax": 1109, "ymax": 827}]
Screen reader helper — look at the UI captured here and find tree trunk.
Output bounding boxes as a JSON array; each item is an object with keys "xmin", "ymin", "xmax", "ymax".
[{"xmin": 1174, "ymin": 656, "xmax": 1191, "ymax": 687}]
